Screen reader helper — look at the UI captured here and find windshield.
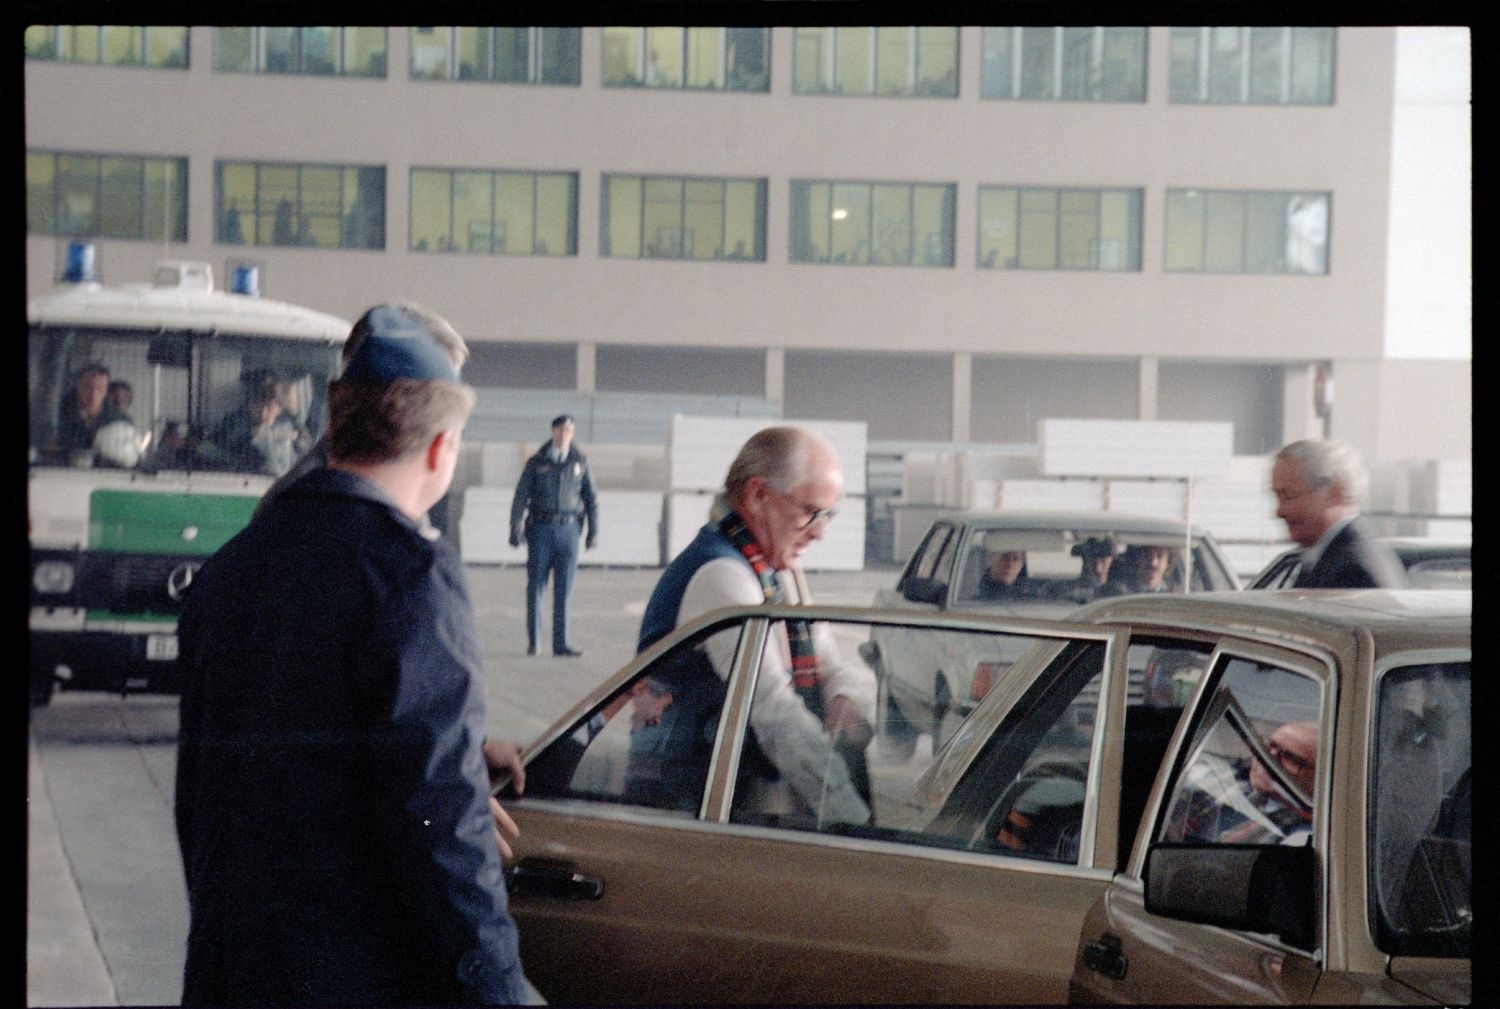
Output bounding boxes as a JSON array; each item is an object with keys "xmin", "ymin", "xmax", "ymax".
[
  {"xmin": 30, "ymin": 324, "xmax": 340, "ymax": 477},
  {"xmin": 952, "ymin": 526, "xmax": 1234, "ymax": 605}
]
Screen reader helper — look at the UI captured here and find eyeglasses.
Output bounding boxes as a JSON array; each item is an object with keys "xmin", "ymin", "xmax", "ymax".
[
  {"xmin": 772, "ymin": 488, "xmax": 838, "ymax": 530},
  {"xmin": 1266, "ymin": 739, "xmax": 1314, "ymax": 775}
]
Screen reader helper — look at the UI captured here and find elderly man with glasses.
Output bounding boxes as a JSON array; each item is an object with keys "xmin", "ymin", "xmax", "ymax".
[{"xmin": 625, "ymin": 426, "xmax": 875, "ymax": 825}]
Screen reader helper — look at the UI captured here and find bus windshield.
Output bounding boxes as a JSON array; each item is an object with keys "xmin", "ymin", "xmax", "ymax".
[{"xmin": 29, "ymin": 324, "xmax": 341, "ymax": 477}]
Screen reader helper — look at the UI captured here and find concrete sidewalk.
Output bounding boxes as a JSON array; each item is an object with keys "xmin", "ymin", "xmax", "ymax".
[{"xmin": 28, "ymin": 735, "xmax": 117, "ymax": 1007}]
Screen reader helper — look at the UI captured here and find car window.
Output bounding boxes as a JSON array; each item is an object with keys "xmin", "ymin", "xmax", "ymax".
[
  {"xmin": 1158, "ymin": 656, "xmax": 1323, "ymax": 853},
  {"xmin": 1250, "ymin": 552, "xmax": 1301, "ymax": 590},
  {"xmin": 1370, "ymin": 660, "xmax": 1470, "ymax": 958},
  {"xmin": 725, "ymin": 618, "xmax": 1109, "ymax": 867},
  {"xmin": 516, "ymin": 621, "xmax": 744, "ymax": 818},
  {"xmin": 903, "ymin": 522, "xmax": 954, "ymax": 586}
]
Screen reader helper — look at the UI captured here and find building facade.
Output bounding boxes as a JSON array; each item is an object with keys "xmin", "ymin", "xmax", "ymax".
[{"xmin": 25, "ymin": 25, "xmax": 1470, "ymax": 470}]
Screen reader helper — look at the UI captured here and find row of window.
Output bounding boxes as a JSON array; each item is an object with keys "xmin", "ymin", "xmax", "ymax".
[
  {"xmin": 28, "ymin": 150, "xmax": 1332, "ymax": 276},
  {"xmin": 25, "ymin": 26, "xmax": 1337, "ymax": 105}
]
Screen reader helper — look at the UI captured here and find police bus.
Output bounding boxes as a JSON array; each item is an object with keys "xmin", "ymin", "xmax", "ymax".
[{"xmin": 28, "ymin": 242, "xmax": 350, "ymax": 705}]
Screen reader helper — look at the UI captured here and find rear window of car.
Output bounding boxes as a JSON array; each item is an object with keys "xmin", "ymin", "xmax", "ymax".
[
  {"xmin": 953, "ymin": 529, "xmax": 1233, "ymax": 603},
  {"xmin": 1368, "ymin": 660, "xmax": 1470, "ymax": 957}
]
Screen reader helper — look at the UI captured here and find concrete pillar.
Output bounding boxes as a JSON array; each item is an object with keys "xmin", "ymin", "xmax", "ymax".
[
  {"xmin": 1137, "ymin": 356, "xmax": 1159, "ymax": 420},
  {"xmin": 765, "ymin": 348, "xmax": 785, "ymax": 408},
  {"xmin": 576, "ymin": 342, "xmax": 596, "ymax": 393},
  {"xmin": 1281, "ymin": 363, "xmax": 1323, "ymax": 446},
  {"xmin": 1324, "ymin": 358, "xmax": 1383, "ymax": 466},
  {"xmin": 952, "ymin": 351, "xmax": 972, "ymax": 443}
]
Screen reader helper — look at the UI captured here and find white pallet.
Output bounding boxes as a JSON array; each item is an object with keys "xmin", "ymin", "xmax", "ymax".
[
  {"xmin": 459, "ymin": 488, "xmax": 664, "ymax": 566},
  {"xmin": 996, "ymin": 479, "xmax": 1105, "ymax": 511},
  {"xmin": 667, "ymin": 416, "xmax": 868, "ymax": 495},
  {"xmin": 1107, "ymin": 480, "xmax": 1187, "ymax": 519},
  {"xmin": 1039, "ymin": 419, "xmax": 1233, "ymax": 479}
]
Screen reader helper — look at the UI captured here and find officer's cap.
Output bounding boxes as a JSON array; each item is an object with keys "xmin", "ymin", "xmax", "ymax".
[
  {"xmin": 340, "ymin": 306, "xmax": 460, "ymax": 385},
  {"xmin": 1071, "ymin": 536, "xmax": 1119, "ymax": 559},
  {"xmin": 552, "ymin": 414, "xmax": 575, "ymax": 428}
]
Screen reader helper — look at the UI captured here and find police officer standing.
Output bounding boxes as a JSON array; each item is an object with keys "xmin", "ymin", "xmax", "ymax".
[{"xmin": 510, "ymin": 414, "xmax": 598, "ymax": 656}]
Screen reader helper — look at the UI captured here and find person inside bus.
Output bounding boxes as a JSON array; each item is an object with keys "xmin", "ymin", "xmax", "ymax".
[
  {"xmin": 55, "ymin": 363, "xmax": 130, "ymax": 459},
  {"xmin": 206, "ymin": 372, "xmax": 300, "ymax": 476}
]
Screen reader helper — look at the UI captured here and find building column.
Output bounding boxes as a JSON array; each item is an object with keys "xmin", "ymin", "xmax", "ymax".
[
  {"xmin": 952, "ymin": 351, "xmax": 972, "ymax": 443},
  {"xmin": 1137, "ymin": 356, "xmax": 1159, "ymax": 420},
  {"xmin": 765, "ymin": 348, "xmax": 785, "ymax": 409},
  {"xmin": 1281, "ymin": 363, "xmax": 1323, "ymax": 445},
  {"xmin": 576, "ymin": 342, "xmax": 596, "ymax": 393}
]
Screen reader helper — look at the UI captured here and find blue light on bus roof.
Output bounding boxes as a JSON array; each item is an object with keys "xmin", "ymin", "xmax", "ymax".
[
  {"xmin": 61, "ymin": 241, "xmax": 99, "ymax": 283},
  {"xmin": 230, "ymin": 264, "xmax": 261, "ymax": 297}
]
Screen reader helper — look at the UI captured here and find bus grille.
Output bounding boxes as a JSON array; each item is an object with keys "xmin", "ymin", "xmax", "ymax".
[{"xmin": 77, "ymin": 552, "xmax": 202, "ymax": 616}]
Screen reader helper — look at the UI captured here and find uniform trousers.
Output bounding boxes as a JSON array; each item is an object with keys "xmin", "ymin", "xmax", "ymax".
[{"xmin": 525, "ymin": 522, "xmax": 580, "ymax": 653}]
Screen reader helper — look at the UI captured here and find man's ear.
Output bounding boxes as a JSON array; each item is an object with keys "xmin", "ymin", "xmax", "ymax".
[{"xmin": 425, "ymin": 429, "xmax": 456, "ymax": 471}]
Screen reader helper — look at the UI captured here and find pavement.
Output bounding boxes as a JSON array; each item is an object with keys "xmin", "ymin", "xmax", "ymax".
[{"xmin": 26, "ymin": 562, "xmax": 897, "ymax": 1007}]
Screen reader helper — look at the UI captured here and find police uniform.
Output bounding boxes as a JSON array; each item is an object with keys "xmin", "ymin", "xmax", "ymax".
[{"xmin": 510, "ymin": 433, "xmax": 597, "ymax": 655}]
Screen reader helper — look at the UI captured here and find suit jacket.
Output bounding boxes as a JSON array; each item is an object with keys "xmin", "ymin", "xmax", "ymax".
[
  {"xmin": 1293, "ymin": 516, "xmax": 1408, "ymax": 589},
  {"xmin": 175, "ymin": 468, "xmax": 525, "ymax": 1006}
]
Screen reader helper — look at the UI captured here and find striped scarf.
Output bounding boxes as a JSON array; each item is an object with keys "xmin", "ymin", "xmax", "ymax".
[{"xmin": 717, "ymin": 507, "xmax": 824, "ymax": 720}]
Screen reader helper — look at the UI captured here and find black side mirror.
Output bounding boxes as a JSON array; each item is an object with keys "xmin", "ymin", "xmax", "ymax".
[
  {"xmin": 900, "ymin": 576, "xmax": 948, "ymax": 606},
  {"xmin": 1144, "ymin": 842, "xmax": 1315, "ymax": 950}
]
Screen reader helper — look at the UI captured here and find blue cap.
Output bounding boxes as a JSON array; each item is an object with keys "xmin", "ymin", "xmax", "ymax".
[{"xmin": 339, "ymin": 306, "xmax": 460, "ymax": 384}]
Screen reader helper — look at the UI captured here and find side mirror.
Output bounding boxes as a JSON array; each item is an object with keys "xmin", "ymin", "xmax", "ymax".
[
  {"xmin": 900, "ymin": 576, "xmax": 948, "ymax": 606},
  {"xmin": 1145, "ymin": 842, "xmax": 1315, "ymax": 950}
]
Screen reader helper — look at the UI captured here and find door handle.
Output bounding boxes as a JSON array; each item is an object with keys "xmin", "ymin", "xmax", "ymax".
[
  {"xmin": 505, "ymin": 858, "xmax": 605, "ymax": 901},
  {"xmin": 1081, "ymin": 934, "xmax": 1127, "ymax": 980}
]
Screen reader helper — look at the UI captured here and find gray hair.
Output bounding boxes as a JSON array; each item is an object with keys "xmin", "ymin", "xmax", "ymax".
[
  {"xmin": 724, "ymin": 426, "xmax": 829, "ymax": 503},
  {"xmin": 1275, "ymin": 439, "xmax": 1369, "ymax": 506}
]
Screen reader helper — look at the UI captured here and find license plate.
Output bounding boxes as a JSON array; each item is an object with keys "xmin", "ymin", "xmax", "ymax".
[{"xmin": 146, "ymin": 634, "xmax": 178, "ymax": 661}]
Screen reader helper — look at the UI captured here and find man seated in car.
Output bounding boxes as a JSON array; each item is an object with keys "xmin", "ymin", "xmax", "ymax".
[
  {"xmin": 1102, "ymin": 544, "xmax": 1178, "ymax": 596},
  {"xmin": 1169, "ymin": 719, "xmax": 1318, "ymax": 846},
  {"xmin": 1051, "ymin": 536, "xmax": 1118, "ymax": 602},
  {"xmin": 975, "ymin": 533, "xmax": 1040, "ymax": 600}
]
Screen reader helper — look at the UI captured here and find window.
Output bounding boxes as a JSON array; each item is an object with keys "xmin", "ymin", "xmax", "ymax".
[
  {"xmin": 1165, "ymin": 189, "xmax": 1329, "ymax": 274},
  {"xmin": 978, "ymin": 186, "xmax": 1142, "ymax": 271},
  {"xmin": 1370, "ymin": 661, "xmax": 1470, "ymax": 957},
  {"xmin": 27, "ymin": 150, "xmax": 187, "ymax": 242},
  {"xmin": 1169, "ymin": 27, "xmax": 1334, "ymax": 105},
  {"xmin": 409, "ymin": 27, "xmax": 580, "ymax": 84},
  {"xmin": 216, "ymin": 161, "xmax": 385, "ymax": 250},
  {"xmin": 25, "ymin": 26, "xmax": 189, "ymax": 68},
  {"xmin": 791, "ymin": 180, "xmax": 954, "ymax": 267},
  {"xmin": 601, "ymin": 175, "xmax": 766, "ymax": 262},
  {"xmin": 410, "ymin": 168, "xmax": 577, "ymax": 256},
  {"xmin": 213, "ymin": 27, "xmax": 386, "ymax": 77},
  {"xmin": 1159, "ymin": 655, "xmax": 1323, "ymax": 850},
  {"xmin": 981, "ymin": 27, "xmax": 1145, "ymax": 101},
  {"xmin": 603, "ymin": 28, "xmax": 769, "ymax": 91},
  {"xmin": 793, "ymin": 27, "xmax": 957, "ymax": 96}
]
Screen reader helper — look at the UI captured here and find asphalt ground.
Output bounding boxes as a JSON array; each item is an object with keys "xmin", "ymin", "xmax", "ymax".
[{"xmin": 26, "ymin": 562, "xmax": 897, "ymax": 1007}]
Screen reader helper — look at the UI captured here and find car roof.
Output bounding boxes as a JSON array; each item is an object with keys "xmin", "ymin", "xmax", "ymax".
[
  {"xmin": 931, "ymin": 509, "xmax": 1209, "ymax": 536},
  {"xmin": 1383, "ymin": 538, "xmax": 1471, "ymax": 563},
  {"xmin": 1075, "ymin": 589, "xmax": 1471, "ymax": 654}
]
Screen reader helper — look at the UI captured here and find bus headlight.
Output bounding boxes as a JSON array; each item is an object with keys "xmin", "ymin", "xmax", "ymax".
[{"xmin": 33, "ymin": 560, "xmax": 76, "ymax": 595}]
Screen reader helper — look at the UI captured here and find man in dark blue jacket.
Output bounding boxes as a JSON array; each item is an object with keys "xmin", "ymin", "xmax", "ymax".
[
  {"xmin": 509, "ymin": 414, "xmax": 598, "ymax": 657},
  {"xmin": 175, "ymin": 306, "xmax": 535, "ymax": 1006}
]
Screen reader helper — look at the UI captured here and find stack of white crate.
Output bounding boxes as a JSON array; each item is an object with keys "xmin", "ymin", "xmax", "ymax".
[
  {"xmin": 995, "ymin": 478, "xmax": 1106, "ymax": 510},
  {"xmin": 1412, "ymin": 458, "xmax": 1472, "ymax": 539},
  {"xmin": 1106, "ymin": 479, "xmax": 1188, "ymax": 519},
  {"xmin": 1192, "ymin": 455, "xmax": 1288, "ymax": 578},
  {"xmin": 665, "ymin": 415, "xmax": 867, "ymax": 570}
]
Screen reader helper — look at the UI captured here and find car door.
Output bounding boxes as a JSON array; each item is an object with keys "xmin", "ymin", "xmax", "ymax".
[
  {"xmin": 1070, "ymin": 637, "xmax": 1333, "ymax": 1004},
  {"xmin": 504, "ymin": 606, "xmax": 1131, "ymax": 1004}
]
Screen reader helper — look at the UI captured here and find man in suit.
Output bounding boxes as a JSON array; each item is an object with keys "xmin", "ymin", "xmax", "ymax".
[{"xmin": 1271, "ymin": 439, "xmax": 1407, "ymax": 589}]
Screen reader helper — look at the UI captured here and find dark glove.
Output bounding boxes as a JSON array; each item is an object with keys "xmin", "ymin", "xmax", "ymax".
[
  {"xmin": 509, "ymin": 526, "xmax": 522, "ymax": 548},
  {"xmin": 585, "ymin": 531, "xmax": 597, "ymax": 550}
]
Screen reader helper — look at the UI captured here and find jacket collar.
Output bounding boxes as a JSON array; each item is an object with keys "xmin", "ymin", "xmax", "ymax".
[{"xmin": 280, "ymin": 466, "xmax": 438, "ymax": 540}]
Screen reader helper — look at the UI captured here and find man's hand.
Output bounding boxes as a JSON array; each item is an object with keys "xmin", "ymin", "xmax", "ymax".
[
  {"xmin": 824, "ymin": 694, "xmax": 872, "ymax": 749},
  {"xmin": 508, "ymin": 526, "xmax": 522, "ymax": 548},
  {"xmin": 585, "ymin": 531, "xmax": 597, "ymax": 550},
  {"xmin": 482, "ymin": 739, "xmax": 526, "ymax": 794}
]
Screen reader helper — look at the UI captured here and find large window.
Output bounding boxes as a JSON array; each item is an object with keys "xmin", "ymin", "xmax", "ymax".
[
  {"xmin": 1169, "ymin": 27, "xmax": 1335, "ymax": 105},
  {"xmin": 793, "ymin": 27, "xmax": 958, "ymax": 96},
  {"xmin": 24, "ymin": 26, "xmax": 188, "ymax": 68},
  {"xmin": 410, "ymin": 168, "xmax": 577, "ymax": 256},
  {"xmin": 978, "ymin": 186, "xmax": 1142, "ymax": 271},
  {"xmin": 790, "ymin": 180, "xmax": 955, "ymax": 267},
  {"xmin": 601, "ymin": 175, "xmax": 766, "ymax": 262},
  {"xmin": 409, "ymin": 27, "xmax": 579, "ymax": 84},
  {"xmin": 213, "ymin": 27, "xmax": 386, "ymax": 77},
  {"xmin": 27, "ymin": 150, "xmax": 187, "ymax": 242},
  {"xmin": 216, "ymin": 161, "xmax": 385, "ymax": 250},
  {"xmin": 603, "ymin": 28, "xmax": 769, "ymax": 91},
  {"xmin": 1165, "ymin": 189, "xmax": 1329, "ymax": 275},
  {"xmin": 981, "ymin": 27, "xmax": 1145, "ymax": 102}
]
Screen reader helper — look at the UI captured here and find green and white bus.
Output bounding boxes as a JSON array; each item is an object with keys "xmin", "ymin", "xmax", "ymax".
[{"xmin": 28, "ymin": 243, "xmax": 350, "ymax": 705}]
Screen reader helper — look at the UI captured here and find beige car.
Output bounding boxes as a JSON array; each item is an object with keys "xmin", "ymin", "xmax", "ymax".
[{"xmin": 501, "ymin": 590, "xmax": 1470, "ymax": 1004}]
